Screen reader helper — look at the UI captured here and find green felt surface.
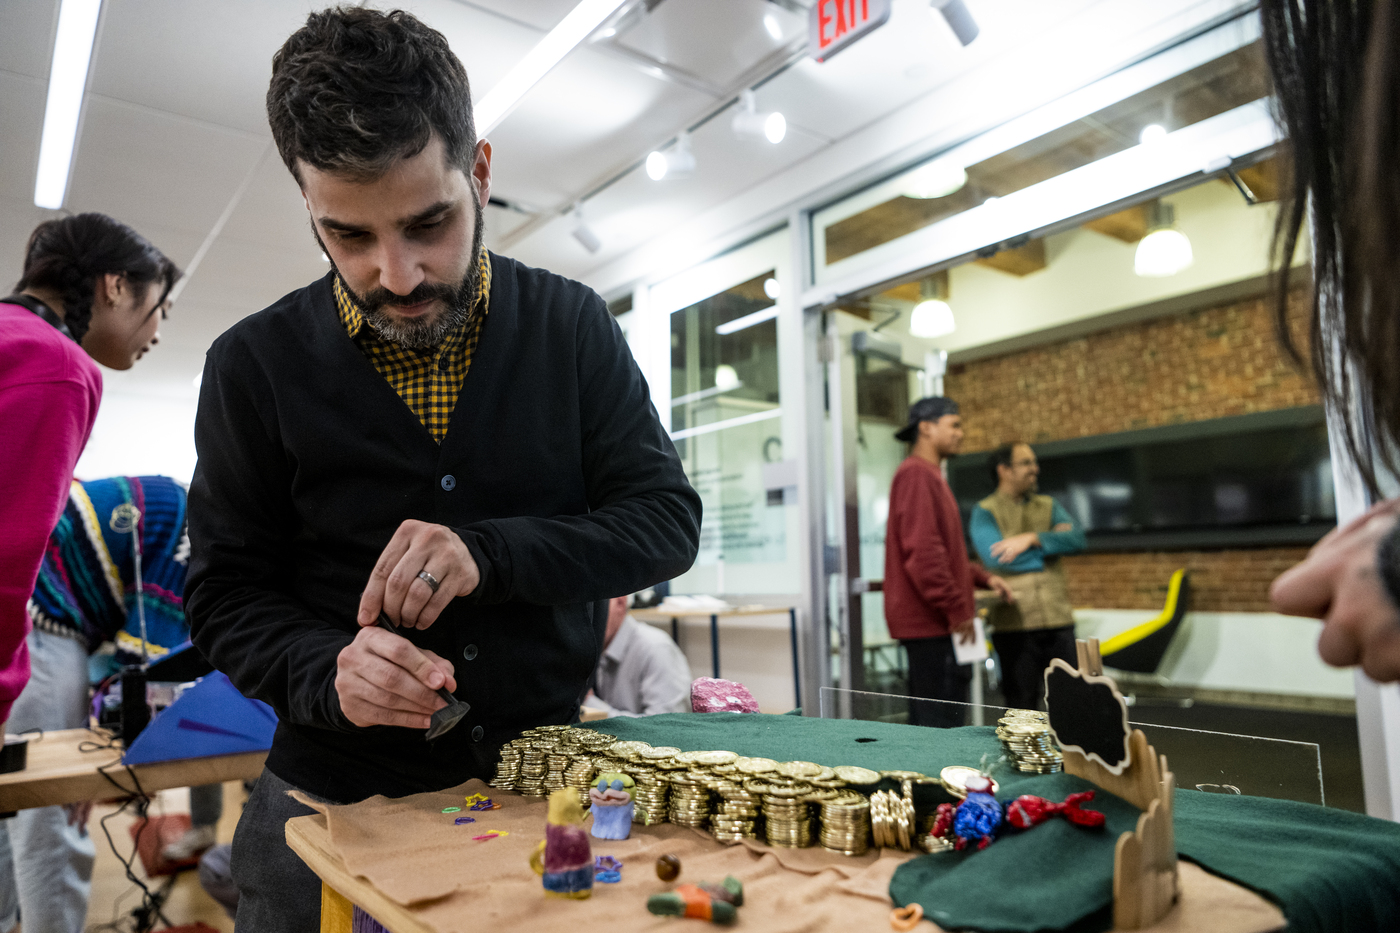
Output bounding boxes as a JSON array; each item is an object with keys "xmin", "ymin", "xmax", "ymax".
[{"xmin": 582, "ymin": 713, "xmax": 1400, "ymax": 933}]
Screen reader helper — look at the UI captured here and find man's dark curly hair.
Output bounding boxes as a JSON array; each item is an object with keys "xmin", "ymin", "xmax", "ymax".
[{"xmin": 267, "ymin": 7, "xmax": 476, "ymax": 184}]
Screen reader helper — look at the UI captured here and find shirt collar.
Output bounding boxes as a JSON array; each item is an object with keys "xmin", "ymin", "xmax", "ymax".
[
  {"xmin": 602, "ymin": 615, "xmax": 640, "ymax": 664},
  {"xmin": 334, "ymin": 247, "xmax": 492, "ymax": 342}
]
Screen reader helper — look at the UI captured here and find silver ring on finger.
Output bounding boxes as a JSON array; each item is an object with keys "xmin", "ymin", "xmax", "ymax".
[{"xmin": 417, "ymin": 569, "xmax": 441, "ymax": 594}]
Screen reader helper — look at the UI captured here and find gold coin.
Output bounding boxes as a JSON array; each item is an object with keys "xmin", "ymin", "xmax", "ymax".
[
  {"xmin": 879, "ymin": 770, "xmax": 926, "ymax": 781},
  {"xmin": 776, "ymin": 760, "xmax": 822, "ymax": 778},
  {"xmin": 832, "ymin": 766, "xmax": 880, "ymax": 785},
  {"xmin": 735, "ymin": 757, "xmax": 779, "ymax": 774}
]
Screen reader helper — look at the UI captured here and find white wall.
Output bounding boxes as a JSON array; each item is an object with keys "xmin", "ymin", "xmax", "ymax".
[
  {"xmin": 1075, "ymin": 609, "xmax": 1356, "ymax": 700},
  {"xmin": 74, "ymin": 370, "xmax": 199, "ymax": 484},
  {"xmin": 643, "ymin": 614, "xmax": 799, "ymax": 715}
]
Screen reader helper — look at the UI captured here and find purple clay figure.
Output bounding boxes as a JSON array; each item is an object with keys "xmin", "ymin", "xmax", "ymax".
[
  {"xmin": 589, "ymin": 772, "xmax": 636, "ymax": 840},
  {"xmin": 530, "ymin": 789, "xmax": 593, "ymax": 899},
  {"xmin": 951, "ymin": 774, "xmax": 1003, "ymax": 851}
]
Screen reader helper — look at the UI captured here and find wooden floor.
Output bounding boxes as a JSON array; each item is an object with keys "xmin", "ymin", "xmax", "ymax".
[{"xmin": 80, "ymin": 780, "xmax": 247, "ymax": 932}]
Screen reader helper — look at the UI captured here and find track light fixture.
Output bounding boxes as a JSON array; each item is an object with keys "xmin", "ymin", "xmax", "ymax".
[
  {"xmin": 930, "ymin": 0, "xmax": 979, "ymax": 46},
  {"xmin": 646, "ymin": 131, "xmax": 696, "ymax": 181},
  {"xmin": 570, "ymin": 205, "xmax": 602, "ymax": 254},
  {"xmin": 731, "ymin": 89, "xmax": 786, "ymax": 144}
]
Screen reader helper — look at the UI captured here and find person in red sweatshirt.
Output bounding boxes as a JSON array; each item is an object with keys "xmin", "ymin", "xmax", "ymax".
[{"xmin": 884, "ymin": 397, "xmax": 1013, "ymax": 727}]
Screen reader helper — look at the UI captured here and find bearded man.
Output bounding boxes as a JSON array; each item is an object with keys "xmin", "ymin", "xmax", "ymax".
[{"xmin": 185, "ymin": 9, "xmax": 700, "ymax": 929}]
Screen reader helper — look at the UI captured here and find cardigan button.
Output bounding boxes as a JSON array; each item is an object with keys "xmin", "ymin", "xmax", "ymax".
[
  {"xmin": 441, "ymin": 474, "xmax": 457, "ymax": 491},
  {"xmin": 463, "ymin": 644, "xmax": 478, "ymax": 661},
  {"xmin": 471, "ymin": 725, "xmax": 485, "ymax": 742}
]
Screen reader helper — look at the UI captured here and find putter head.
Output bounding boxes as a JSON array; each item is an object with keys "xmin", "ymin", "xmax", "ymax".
[{"xmin": 426, "ymin": 698, "xmax": 470, "ymax": 741}]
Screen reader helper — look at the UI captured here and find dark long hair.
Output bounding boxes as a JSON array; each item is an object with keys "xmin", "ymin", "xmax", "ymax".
[
  {"xmin": 16, "ymin": 213, "xmax": 179, "ymax": 343},
  {"xmin": 1262, "ymin": 0, "xmax": 1400, "ymax": 496},
  {"xmin": 267, "ymin": 7, "xmax": 475, "ymax": 184}
]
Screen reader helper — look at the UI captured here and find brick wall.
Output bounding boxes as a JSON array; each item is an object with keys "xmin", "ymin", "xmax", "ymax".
[
  {"xmin": 947, "ymin": 289, "xmax": 1320, "ymax": 613},
  {"xmin": 946, "ymin": 290, "xmax": 1319, "ymax": 452},
  {"xmin": 1061, "ymin": 548, "xmax": 1310, "ymax": 613}
]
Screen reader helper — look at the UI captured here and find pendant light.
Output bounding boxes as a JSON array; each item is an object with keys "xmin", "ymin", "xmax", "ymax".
[
  {"xmin": 909, "ymin": 273, "xmax": 955, "ymax": 338},
  {"xmin": 1134, "ymin": 201, "xmax": 1193, "ymax": 277}
]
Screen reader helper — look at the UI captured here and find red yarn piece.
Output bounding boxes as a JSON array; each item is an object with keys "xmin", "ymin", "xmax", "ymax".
[{"xmin": 1005, "ymin": 790, "xmax": 1105, "ymax": 830}]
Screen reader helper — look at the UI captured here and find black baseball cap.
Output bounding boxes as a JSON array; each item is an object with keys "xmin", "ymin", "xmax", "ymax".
[{"xmin": 895, "ymin": 396, "xmax": 960, "ymax": 442}]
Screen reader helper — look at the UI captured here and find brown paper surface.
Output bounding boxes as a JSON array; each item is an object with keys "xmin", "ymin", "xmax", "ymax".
[{"xmin": 289, "ymin": 781, "xmax": 1284, "ymax": 933}]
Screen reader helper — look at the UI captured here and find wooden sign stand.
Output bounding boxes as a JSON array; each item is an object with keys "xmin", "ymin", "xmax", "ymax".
[{"xmin": 1058, "ymin": 639, "xmax": 1179, "ymax": 930}]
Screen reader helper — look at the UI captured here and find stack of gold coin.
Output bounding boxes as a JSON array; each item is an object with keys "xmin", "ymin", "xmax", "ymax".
[
  {"xmin": 630, "ymin": 768, "xmax": 671, "ymax": 826},
  {"xmin": 666, "ymin": 770, "xmax": 714, "ymax": 829},
  {"xmin": 490, "ymin": 745, "xmax": 521, "ymax": 790},
  {"xmin": 516, "ymin": 743, "xmax": 549, "ymax": 796},
  {"xmin": 749, "ymin": 779, "xmax": 813, "ymax": 848},
  {"xmin": 637, "ymin": 746, "xmax": 682, "ymax": 767},
  {"xmin": 543, "ymin": 751, "xmax": 571, "ymax": 793},
  {"xmin": 997, "ymin": 710, "xmax": 1063, "ymax": 773},
  {"xmin": 563, "ymin": 754, "xmax": 597, "ymax": 809},
  {"xmin": 819, "ymin": 792, "xmax": 871, "ymax": 856},
  {"xmin": 709, "ymin": 780, "xmax": 762, "ymax": 843},
  {"xmin": 869, "ymin": 789, "xmax": 915, "ymax": 851}
]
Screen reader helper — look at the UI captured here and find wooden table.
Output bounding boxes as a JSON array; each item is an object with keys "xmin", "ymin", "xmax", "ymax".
[
  {"xmin": 632, "ymin": 604, "xmax": 800, "ymax": 706},
  {"xmin": 288, "ymin": 811, "xmax": 433, "ymax": 933},
  {"xmin": 0, "ymin": 728, "xmax": 267, "ymax": 812}
]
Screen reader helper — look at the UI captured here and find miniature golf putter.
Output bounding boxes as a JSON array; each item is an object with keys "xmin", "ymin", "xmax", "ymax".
[{"xmin": 374, "ymin": 613, "xmax": 470, "ymax": 740}]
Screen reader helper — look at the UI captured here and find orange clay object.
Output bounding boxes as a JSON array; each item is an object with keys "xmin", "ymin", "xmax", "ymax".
[
  {"xmin": 890, "ymin": 903, "xmax": 923, "ymax": 931},
  {"xmin": 675, "ymin": 884, "xmax": 714, "ymax": 921}
]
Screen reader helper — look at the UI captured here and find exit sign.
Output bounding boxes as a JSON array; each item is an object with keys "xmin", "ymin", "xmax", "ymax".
[{"xmin": 808, "ymin": 0, "xmax": 892, "ymax": 62}]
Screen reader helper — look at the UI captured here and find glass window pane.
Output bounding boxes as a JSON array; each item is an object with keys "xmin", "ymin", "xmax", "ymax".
[{"xmin": 821, "ymin": 42, "xmax": 1268, "ymax": 268}]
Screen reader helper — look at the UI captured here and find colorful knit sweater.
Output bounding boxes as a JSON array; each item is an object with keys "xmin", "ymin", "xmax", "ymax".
[{"xmin": 28, "ymin": 476, "xmax": 189, "ymax": 662}]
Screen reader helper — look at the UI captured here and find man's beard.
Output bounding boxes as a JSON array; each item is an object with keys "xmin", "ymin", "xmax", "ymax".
[{"xmin": 316, "ymin": 191, "xmax": 486, "ymax": 350}]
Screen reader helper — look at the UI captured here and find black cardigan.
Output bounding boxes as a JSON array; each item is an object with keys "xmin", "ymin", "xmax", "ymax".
[{"xmin": 185, "ymin": 255, "xmax": 701, "ymax": 802}]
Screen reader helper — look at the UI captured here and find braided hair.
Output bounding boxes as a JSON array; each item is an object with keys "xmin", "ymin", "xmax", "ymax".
[{"xmin": 15, "ymin": 213, "xmax": 179, "ymax": 343}]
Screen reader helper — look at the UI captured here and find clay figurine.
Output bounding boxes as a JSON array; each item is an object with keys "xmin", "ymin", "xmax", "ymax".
[
  {"xmin": 530, "ymin": 788, "xmax": 593, "ymax": 899},
  {"xmin": 931, "ymin": 774, "xmax": 1003, "ymax": 851},
  {"xmin": 647, "ymin": 875, "xmax": 743, "ymax": 924},
  {"xmin": 589, "ymin": 771, "xmax": 636, "ymax": 840}
]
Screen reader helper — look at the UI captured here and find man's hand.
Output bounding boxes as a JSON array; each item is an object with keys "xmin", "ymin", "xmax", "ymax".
[
  {"xmin": 64, "ymin": 801, "xmax": 92, "ymax": 832},
  {"xmin": 1271, "ymin": 498, "xmax": 1400, "ymax": 683},
  {"xmin": 952, "ymin": 616, "xmax": 979, "ymax": 645},
  {"xmin": 335, "ymin": 625, "xmax": 459, "ymax": 729},
  {"xmin": 358, "ymin": 520, "xmax": 480, "ymax": 630},
  {"xmin": 985, "ymin": 574, "xmax": 1016, "ymax": 604},
  {"xmin": 990, "ymin": 532, "xmax": 1039, "ymax": 564}
]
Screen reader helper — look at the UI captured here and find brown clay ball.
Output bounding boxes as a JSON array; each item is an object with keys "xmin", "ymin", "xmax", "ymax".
[{"xmin": 655, "ymin": 854, "xmax": 681, "ymax": 882}]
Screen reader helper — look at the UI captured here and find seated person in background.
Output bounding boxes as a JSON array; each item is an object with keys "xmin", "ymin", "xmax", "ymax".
[
  {"xmin": 585, "ymin": 596, "xmax": 691, "ymax": 717},
  {"xmin": 970, "ymin": 442, "xmax": 1086, "ymax": 710},
  {"xmin": 0, "ymin": 476, "xmax": 222, "ymax": 933}
]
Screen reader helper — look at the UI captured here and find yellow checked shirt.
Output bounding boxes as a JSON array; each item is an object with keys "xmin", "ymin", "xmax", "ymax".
[{"xmin": 333, "ymin": 250, "xmax": 491, "ymax": 442}]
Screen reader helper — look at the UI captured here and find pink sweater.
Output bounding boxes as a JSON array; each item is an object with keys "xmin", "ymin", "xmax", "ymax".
[{"xmin": 0, "ymin": 301, "xmax": 101, "ymax": 721}]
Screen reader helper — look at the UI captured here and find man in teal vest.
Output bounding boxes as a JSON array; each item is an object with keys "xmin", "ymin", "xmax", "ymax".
[{"xmin": 969, "ymin": 443, "xmax": 1086, "ymax": 709}]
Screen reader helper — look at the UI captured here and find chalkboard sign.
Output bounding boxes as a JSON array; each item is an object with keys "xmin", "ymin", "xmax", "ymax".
[{"xmin": 1044, "ymin": 659, "xmax": 1132, "ymax": 775}]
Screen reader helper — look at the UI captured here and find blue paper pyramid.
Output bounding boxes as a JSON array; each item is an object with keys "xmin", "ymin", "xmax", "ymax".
[{"xmin": 122, "ymin": 671, "xmax": 277, "ymax": 765}]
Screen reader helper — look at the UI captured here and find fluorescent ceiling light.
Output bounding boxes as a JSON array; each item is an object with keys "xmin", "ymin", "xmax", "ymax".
[
  {"xmin": 715, "ymin": 305, "xmax": 778, "ymax": 336},
  {"xmin": 34, "ymin": 0, "xmax": 102, "ymax": 210},
  {"xmin": 474, "ymin": 0, "xmax": 628, "ymax": 135}
]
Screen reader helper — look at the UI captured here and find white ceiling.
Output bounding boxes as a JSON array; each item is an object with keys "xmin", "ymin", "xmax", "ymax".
[{"xmin": 0, "ymin": 0, "xmax": 1238, "ymax": 404}]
